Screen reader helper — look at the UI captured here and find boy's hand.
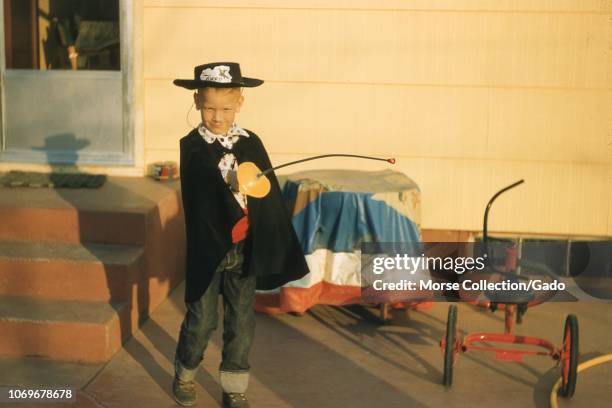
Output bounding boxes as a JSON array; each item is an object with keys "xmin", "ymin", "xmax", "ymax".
[{"xmin": 226, "ymin": 170, "xmax": 240, "ymax": 192}]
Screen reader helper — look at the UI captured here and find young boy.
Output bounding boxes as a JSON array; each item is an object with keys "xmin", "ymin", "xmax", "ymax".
[{"xmin": 172, "ymin": 62, "xmax": 309, "ymax": 407}]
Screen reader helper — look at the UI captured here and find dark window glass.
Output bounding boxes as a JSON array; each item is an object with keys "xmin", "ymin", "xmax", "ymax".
[{"xmin": 4, "ymin": 0, "xmax": 120, "ymax": 70}]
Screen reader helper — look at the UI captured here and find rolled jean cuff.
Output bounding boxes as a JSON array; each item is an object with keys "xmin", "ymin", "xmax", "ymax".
[
  {"xmin": 175, "ymin": 355, "xmax": 199, "ymax": 382},
  {"xmin": 219, "ymin": 370, "xmax": 249, "ymax": 393}
]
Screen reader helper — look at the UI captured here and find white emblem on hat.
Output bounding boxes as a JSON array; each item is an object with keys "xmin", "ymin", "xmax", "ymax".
[{"xmin": 200, "ymin": 65, "xmax": 232, "ymax": 83}]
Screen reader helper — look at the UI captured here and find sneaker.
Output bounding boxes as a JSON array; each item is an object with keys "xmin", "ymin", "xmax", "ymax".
[
  {"xmin": 172, "ymin": 375, "xmax": 196, "ymax": 406},
  {"xmin": 222, "ymin": 392, "xmax": 249, "ymax": 408}
]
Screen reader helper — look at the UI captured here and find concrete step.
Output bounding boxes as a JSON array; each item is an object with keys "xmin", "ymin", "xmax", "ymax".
[
  {"xmin": 0, "ymin": 240, "xmax": 144, "ymax": 302},
  {"xmin": 0, "ymin": 206, "xmax": 147, "ymax": 245},
  {"xmin": 0, "ymin": 177, "xmax": 179, "ymax": 245},
  {"xmin": 0, "ymin": 176, "xmax": 186, "ymax": 364},
  {"xmin": 0, "ymin": 356, "xmax": 105, "ymax": 407},
  {"xmin": 0, "ymin": 355, "xmax": 103, "ymax": 388},
  {"xmin": 0, "ymin": 295, "xmax": 130, "ymax": 363}
]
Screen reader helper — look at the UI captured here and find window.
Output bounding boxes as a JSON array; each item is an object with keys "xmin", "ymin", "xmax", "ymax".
[{"xmin": 3, "ymin": 0, "xmax": 120, "ymax": 70}]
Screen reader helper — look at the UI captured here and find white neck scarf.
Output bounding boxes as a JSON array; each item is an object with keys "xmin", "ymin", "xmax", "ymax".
[{"xmin": 198, "ymin": 122, "xmax": 250, "ymax": 150}]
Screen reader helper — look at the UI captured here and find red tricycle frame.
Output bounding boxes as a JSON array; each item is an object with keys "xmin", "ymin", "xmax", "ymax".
[{"xmin": 440, "ymin": 180, "xmax": 579, "ymax": 399}]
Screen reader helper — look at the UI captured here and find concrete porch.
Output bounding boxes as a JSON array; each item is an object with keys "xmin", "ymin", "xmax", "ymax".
[{"xmin": 1, "ymin": 281, "xmax": 611, "ymax": 407}]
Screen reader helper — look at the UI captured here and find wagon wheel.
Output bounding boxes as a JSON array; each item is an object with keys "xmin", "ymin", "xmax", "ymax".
[
  {"xmin": 560, "ymin": 314, "xmax": 579, "ymax": 398},
  {"xmin": 443, "ymin": 305, "xmax": 458, "ymax": 387}
]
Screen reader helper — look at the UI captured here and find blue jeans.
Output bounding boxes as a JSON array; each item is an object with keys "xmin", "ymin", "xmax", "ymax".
[{"xmin": 174, "ymin": 241, "xmax": 256, "ymax": 393}]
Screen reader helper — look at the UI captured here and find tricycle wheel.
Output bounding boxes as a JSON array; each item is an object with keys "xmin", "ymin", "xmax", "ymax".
[
  {"xmin": 560, "ymin": 314, "xmax": 579, "ymax": 398},
  {"xmin": 443, "ymin": 305, "xmax": 458, "ymax": 387}
]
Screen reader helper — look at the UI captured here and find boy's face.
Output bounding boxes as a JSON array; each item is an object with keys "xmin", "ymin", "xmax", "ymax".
[{"xmin": 194, "ymin": 87, "xmax": 244, "ymax": 135}]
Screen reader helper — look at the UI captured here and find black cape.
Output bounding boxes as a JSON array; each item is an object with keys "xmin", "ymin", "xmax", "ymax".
[{"xmin": 179, "ymin": 128, "xmax": 309, "ymax": 303}]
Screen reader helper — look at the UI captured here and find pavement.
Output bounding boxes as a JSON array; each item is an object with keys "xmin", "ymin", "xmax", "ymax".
[{"xmin": 2, "ymin": 281, "xmax": 612, "ymax": 408}]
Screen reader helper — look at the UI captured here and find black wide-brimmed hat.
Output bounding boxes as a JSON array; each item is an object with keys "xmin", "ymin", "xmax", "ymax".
[{"xmin": 173, "ymin": 62, "xmax": 263, "ymax": 89}]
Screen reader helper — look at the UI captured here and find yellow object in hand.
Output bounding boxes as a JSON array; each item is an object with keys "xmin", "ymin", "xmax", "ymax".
[{"xmin": 237, "ymin": 162, "xmax": 271, "ymax": 198}]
